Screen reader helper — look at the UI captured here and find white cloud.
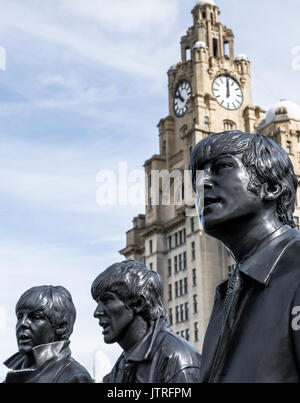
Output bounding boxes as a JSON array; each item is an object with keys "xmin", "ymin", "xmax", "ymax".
[
  {"xmin": 0, "ymin": 0, "xmax": 180, "ymax": 83},
  {"xmin": 62, "ymin": 0, "xmax": 177, "ymax": 34}
]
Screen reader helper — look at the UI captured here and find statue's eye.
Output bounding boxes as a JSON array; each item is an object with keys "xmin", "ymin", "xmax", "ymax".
[
  {"xmin": 214, "ymin": 162, "xmax": 233, "ymax": 171},
  {"xmin": 32, "ymin": 312, "xmax": 44, "ymax": 320}
]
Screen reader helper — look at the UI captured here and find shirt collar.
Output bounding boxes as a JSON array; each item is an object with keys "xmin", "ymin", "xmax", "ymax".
[
  {"xmin": 123, "ymin": 318, "xmax": 167, "ymax": 363},
  {"xmin": 4, "ymin": 340, "xmax": 71, "ymax": 370},
  {"xmin": 238, "ymin": 225, "xmax": 298, "ymax": 286}
]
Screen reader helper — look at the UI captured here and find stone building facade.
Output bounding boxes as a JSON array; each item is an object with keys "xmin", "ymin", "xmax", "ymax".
[{"xmin": 120, "ymin": 0, "xmax": 300, "ymax": 352}]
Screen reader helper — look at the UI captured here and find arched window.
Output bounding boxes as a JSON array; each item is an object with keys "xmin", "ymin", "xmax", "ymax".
[{"xmin": 223, "ymin": 120, "xmax": 236, "ymax": 131}]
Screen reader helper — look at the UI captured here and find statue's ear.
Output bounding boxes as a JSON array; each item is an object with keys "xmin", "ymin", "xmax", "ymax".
[
  {"xmin": 261, "ymin": 183, "xmax": 283, "ymax": 201},
  {"xmin": 55, "ymin": 322, "xmax": 67, "ymax": 338},
  {"xmin": 133, "ymin": 295, "xmax": 146, "ymax": 315}
]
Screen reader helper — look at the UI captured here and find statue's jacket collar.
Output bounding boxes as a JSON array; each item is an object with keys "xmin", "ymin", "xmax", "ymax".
[
  {"xmin": 4, "ymin": 341, "xmax": 71, "ymax": 383},
  {"xmin": 123, "ymin": 318, "xmax": 166, "ymax": 363},
  {"xmin": 218, "ymin": 225, "xmax": 300, "ymax": 295}
]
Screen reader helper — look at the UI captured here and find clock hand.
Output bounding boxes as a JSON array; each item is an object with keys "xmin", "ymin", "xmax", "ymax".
[
  {"xmin": 226, "ymin": 78, "xmax": 230, "ymax": 98},
  {"xmin": 178, "ymin": 90, "xmax": 185, "ymax": 103}
]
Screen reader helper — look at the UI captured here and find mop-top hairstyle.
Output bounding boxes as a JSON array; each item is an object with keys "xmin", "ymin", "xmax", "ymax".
[
  {"xmin": 16, "ymin": 285, "xmax": 76, "ymax": 340},
  {"xmin": 189, "ymin": 131, "xmax": 298, "ymax": 228},
  {"xmin": 91, "ymin": 260, "xmax": 167, "ymax": 322}
]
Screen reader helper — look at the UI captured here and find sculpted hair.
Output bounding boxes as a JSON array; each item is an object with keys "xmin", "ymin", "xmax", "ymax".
[
  {"xmin": 16, "ymin": 285, "xmax": 77, "ymax": 340},
  {"xmin": 91, "ymin": 260, "xmax": 167, "ymax": 322},
  {"xmin": 189, "ymin": 131, "xmax": 298, "ymax": 228}
]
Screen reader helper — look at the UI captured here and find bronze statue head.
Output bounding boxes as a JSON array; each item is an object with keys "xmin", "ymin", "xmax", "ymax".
[
  {"xmin": 16, "ymin": 285, "xmax": 76, "ymax": 354},
  {"xmin": 92, "ymin": 260, "xmax": 166, "ymax": 348},
  {"xmin": 190, "ymin": 131, "xmax": 298, "ymax": 231}
]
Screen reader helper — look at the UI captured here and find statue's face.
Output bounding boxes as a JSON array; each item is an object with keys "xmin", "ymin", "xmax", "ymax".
[
  {"xmin": 196, "ymin": 154, "xmax": 262, "ymax": 234},
  {"xmin": 16, "ymin": 308, "xmax": 56, "ymax": 354},
  {"xmin": 94, "ymin": 291, "xmax": 134, "ymax": 345}
]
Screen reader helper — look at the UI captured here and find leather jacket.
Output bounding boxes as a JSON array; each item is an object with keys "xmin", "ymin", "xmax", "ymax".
[
  {"xmin": 4, "ymin": 340, "xmax": 92, "ymax": 383},
  {"xmin": 103, "ymin": 318, "xmax": 201, "ymax": 383},
  {"xmin": 200, "ymin": 226, "xmax": 300, "ymax": 383}
]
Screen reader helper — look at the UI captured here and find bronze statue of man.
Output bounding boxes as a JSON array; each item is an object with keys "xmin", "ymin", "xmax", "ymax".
[
  {"xmin": 190, "ymin": 130, "xmax": 300, "ymax": 383},
  {"xmin": 92, "ymin": 260, "xmax": 201, "ymax": 383},
  {"xmin": 4, "ymin": 285, "xmax": 92, "ymax": 383}
]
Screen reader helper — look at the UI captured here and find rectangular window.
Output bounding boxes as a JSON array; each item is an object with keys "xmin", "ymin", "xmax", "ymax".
[
  {"xmin": 180, "ymin": 304, "xmax": 184, "ymax": 322},
  {"xmin": 179, "ymin": 254, "xmax": 182, "ymax": 271},
  {"xmin": 149, "ymin": 240, "xmax": 153, "ymax": 254},
  {"xmin": 185, "ymin": 303, "xmax": 189, "ymax": 321},
  {"xmin": 191, "ymin": 242, "xmax": 196, "ymax": 260},
  {"xmin": 191, "ymin": 217, "xmax": 195, "ymax": 233},
  {"xmin": 186, "ymin": 329, "xmax": 190, "ymax": 342},
  {"xmin": 174, "ymin": 256, "xmax": 178, "ymax": 273},
  {"xmin": 213, "ymin": 38, "xmax": 218, "ymax": 58},
  {"xmin": 183, "ymin": 229, "xmax": 186, "ymax": 243},
  {"xmin": 224, "ymin": 42, "xmax": 230, "ymax": 57},
  {"xmin": 179, "ymin": 231, "xmax": 183, "ymax": 245},
  {"xmin": 192, "ymin": 269, "xmax": 197, "ymax": 286},
  {"xmin": 193, "ymin": 295, "xmax": 198, "ymax": 313},
  {"xmin": 163, "ymin": 140, "xmax": 167, "ymax": 155},
  {"xmin": 194, "ymin": 322, "xmax": 199, "ymax": 342},
  {"xmin": 168, "ymin": 284, "xmax": 172, "ymax": 301},
  {"xmin": 183, "ymin": 252, "xmax": 187, "ymax": 269},
  {"xmin": 175, "ymin": 233, "xmax": 178, "ymax": 247},
  {"xmin": 168, "ymin": 259, "xmax": 172, "ymax": 277},
  {"xmin": 175, "ymin": 281, "xmax": 179, "ymax": 298},
  {"xmin": 168, "ymin": 236, "xmax": 172, "ymax": 250},
  {"xmin": 179, "ymin": 279, "xmax": 183, "ymax": 297},
  {"xmin": 184, "ymin": 278, "xmax": 188, "ymax": 295},
  {"xmin": 175, "ymin": 307, "xmax": 179, "ymax": 324},
  {"xmin": 204, "ymin": 116, "xmax": 210, "ymax": 129},
  {"xmin": 150, "ymin": 263, "xmax": 153, "ymax": 271},
  {"xmin": 287, "ymin": 141, "xmax": 292, "ymax": 155}
]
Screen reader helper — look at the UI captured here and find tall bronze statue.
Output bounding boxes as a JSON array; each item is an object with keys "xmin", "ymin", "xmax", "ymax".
[
  {"xmin": 190, "ymin": 130, "xmax": 300, "ymax": 383},
  {"xmin": 92, "ymin": 260, "xmax": 201, "ymax": 383},
  {"xmin": 4, "ymin": 285, "xmax": 92, "ymax": 383}
]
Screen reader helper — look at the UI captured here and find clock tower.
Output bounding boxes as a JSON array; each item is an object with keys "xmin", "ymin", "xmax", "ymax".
[
  {"xmin": 120, "ymin": 0, "xmax": 265, "ymax": 351},
  {"xmin": 167, "ymin": 0, "xmax": 264, "ymax": 149}
]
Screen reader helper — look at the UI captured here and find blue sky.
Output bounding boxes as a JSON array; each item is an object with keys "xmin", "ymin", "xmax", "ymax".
[{"xmin": 0, "ymin": 0, "xmax": 299, "ymax": 380}]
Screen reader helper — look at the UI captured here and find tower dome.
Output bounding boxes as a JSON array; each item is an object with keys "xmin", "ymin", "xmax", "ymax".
[
  {"xmin": 258, "ymin": 100, "xmax": 300, "ymax": 129},
  {"xmin": 195, "ymin": 0, "xmax": 216, "ymax": 6},
  {"xmin": 193, "ymin": 41, "xmax": 208, "ymax": 49},
  {"xmin": 235, "ymin": 54, "xmax": 249, "ymax": 61}
]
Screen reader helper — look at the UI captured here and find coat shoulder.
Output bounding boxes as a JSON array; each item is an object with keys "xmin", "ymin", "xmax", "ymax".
[
  {"xmin": 156, "ymin": 329, "xmax": 201, "ymax": 367},
  {"xmin": 55, "ymin": 358, "xmax": 93, "ymax": 383}
]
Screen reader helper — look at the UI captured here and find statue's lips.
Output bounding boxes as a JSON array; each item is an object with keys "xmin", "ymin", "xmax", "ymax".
[
  {"xmin": 17, "ymin": 334, "xmax": 32, "ymax": 343},
  {"xmin": 204, "ymin": 197, "xmax": 221, "ymax": 208},
  {"xmin": 99, "ymin": 322, "xmax": 110, "ymax": 334}
]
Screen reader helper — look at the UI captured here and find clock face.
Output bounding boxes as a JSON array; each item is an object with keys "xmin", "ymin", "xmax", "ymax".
[
  {"xmin": 212, "ymin": 76, "xmax": 243, "ymax": 110},
  {"xmin": 173, "ymin": 80, "xmax": 192, "ymax": 118}
]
